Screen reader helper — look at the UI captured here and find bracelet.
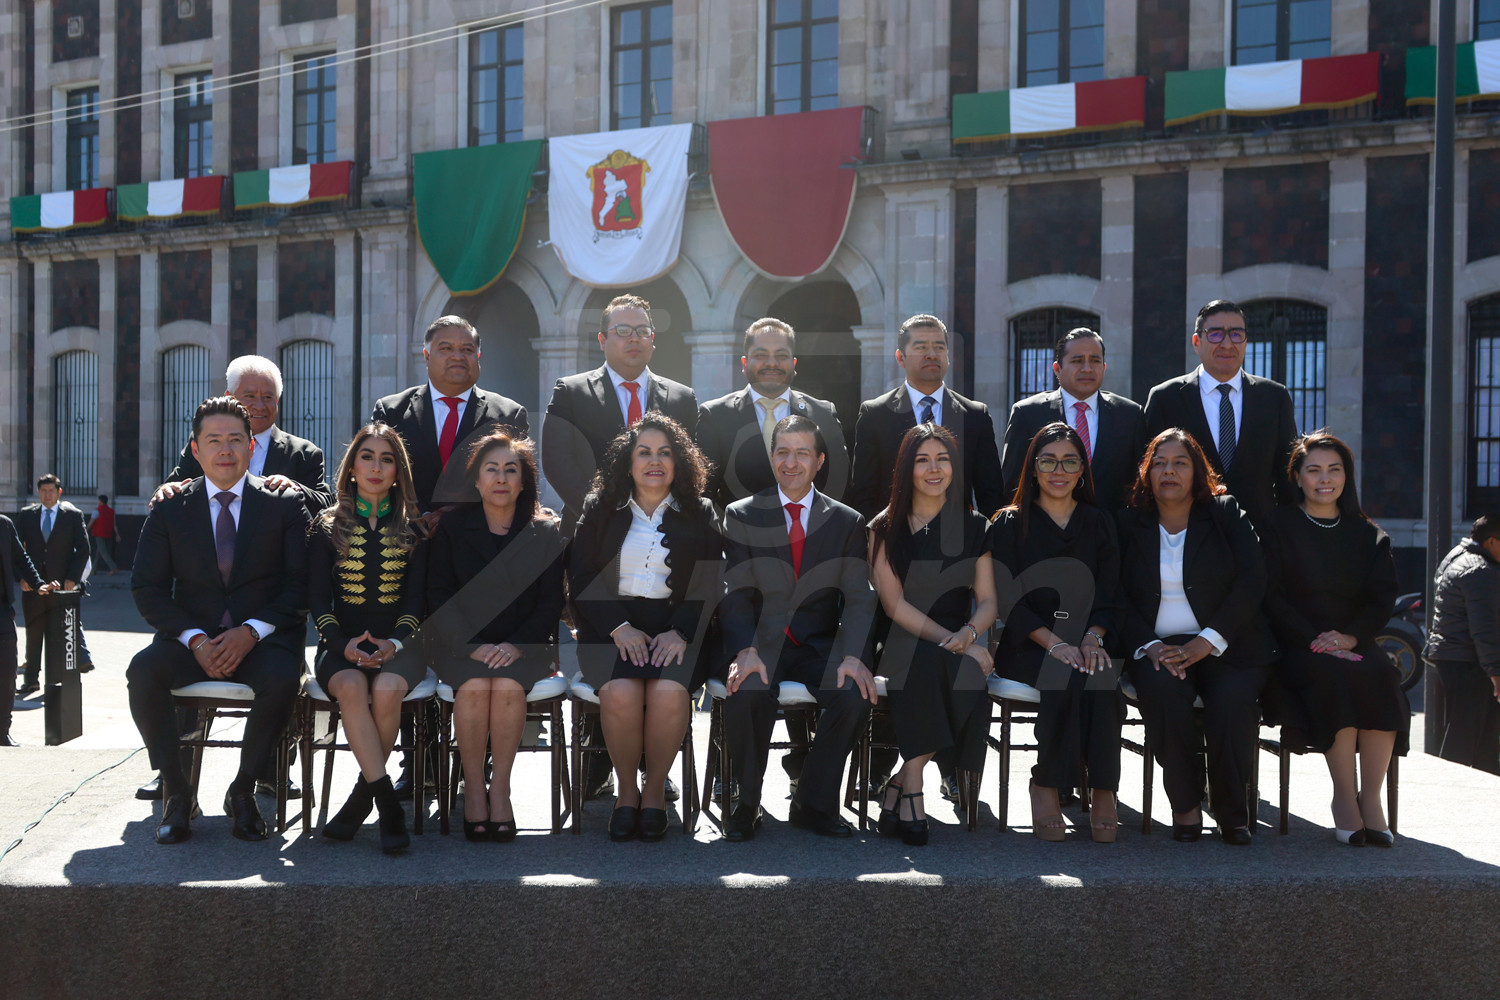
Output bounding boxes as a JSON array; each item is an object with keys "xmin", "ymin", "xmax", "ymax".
[
  {"xmin": 1082, "ymin": 630, "xmax": 1103, "ymax": 644},
  {"xmin": 188, "ymin": 634, "xmax": 207, "ymax": 651},
  {"xmin": 1048, "ymin": 641, "xmax": 1069, "ymax": 653},
  {"xmin": 961, "ymin": 623, "xmax": 979, "ymax": 642}
]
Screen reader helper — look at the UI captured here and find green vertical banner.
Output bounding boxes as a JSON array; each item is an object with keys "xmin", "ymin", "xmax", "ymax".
[{"xmin": 414, "ymin": 140, "xmax": 545, "ymax": 296}]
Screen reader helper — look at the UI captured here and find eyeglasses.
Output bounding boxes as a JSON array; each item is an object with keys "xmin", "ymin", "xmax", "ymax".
[
  {"xmin": 1035, "ymin": 455, "xmax": 1084, "ymax": 474},
  {"xmin": 1201, "ymin": 326, "xmax": 1248, "ymax": 344},
  {"xmin": 605, "ymin": 324, "xmax": 655, "ymax": 341}
]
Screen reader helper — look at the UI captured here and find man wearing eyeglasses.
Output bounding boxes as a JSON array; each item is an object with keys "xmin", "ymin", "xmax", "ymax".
[
  {"xmin": 541, "ymin": 294, "xmax": 698, "ymax": 533},
  {"xmin": 1144, "ymin": 298, "xmax": 1297, "ymax": 525}
]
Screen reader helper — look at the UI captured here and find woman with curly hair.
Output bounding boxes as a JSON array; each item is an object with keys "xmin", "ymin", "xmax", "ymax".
[
  {"xmin": 426, "ymin": 428, "xmax": 566, "ymax": 842},
  {"xmin": 310, "ymin": 423, "xmax": 428, "ymax": 853},
  {"xmin": 568, "ymin": 412, "xmax": 722, "ymax": 842}
]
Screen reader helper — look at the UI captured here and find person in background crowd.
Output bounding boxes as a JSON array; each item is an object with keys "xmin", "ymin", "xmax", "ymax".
[
  {"xmin": 1260, "ymin": 432, "xmax": 1407, "ymax": 847},
  {"xmin": 89, "ymin": 494, "xmax": 121, "ymax": 574},
  {"xmin": 1424, "ymin": 513, "xmax": 1500, "ymax": 776},
  {"xmin": 0, "ymin": 515, "xmax": 51, "ymax": 746},
  {"xmin": 16, "ymin": 474, "xmax": 93, "ymax": 699}
]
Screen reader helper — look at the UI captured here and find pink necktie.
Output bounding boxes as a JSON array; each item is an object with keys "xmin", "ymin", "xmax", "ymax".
[{"xmin": 1073, "ymin": 401, "xmax": 1092, "ymax": 463}]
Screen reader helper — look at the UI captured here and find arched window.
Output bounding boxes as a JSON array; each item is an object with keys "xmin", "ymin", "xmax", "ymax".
[
  {"xmin": 1468, "ymin": 294, "xmax": 1500, "ymax": 517},
  {"xmin": 1010, "ymin": 307, "xmax": 1100, "ymax": 400},
  {"xmin": 279, "ymin": 340, "xmax": 335, "ymax": 463},
  {"xmin": 160, "ymin": 345, "xmax": 211, "ymax": 481},
  {"xmin": 53, "ymin": 350, "xmax": 98, "ymax": 491},
  {"xmin": 1240, "ymin": 299, "xmax": 1326, "ymax": 433}
]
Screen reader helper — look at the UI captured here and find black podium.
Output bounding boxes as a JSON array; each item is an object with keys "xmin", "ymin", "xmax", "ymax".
[{"xmin": 42, "ymin": 589, "xmax": 83, "ymax": 745}]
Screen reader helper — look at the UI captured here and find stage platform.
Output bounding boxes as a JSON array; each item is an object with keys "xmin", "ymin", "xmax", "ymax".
[{"xmin": 3, "ymin": 707, "xmax": 1498, "ymax": 1000}]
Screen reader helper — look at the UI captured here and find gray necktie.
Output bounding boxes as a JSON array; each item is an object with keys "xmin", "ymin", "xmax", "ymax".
[
  {"xmin": 41, "ymin": 507, "xmax": 53, "ymax": 541},
  {"xmin": 919, "ymin": 395, "xmax": 937, "ymax": 425},
  {"xmin": 1217, "ymin": 384, "xmax": 1237, "ymax": 471},
  {"xmin": 215, "ymin": 492, "xmax": 236, "ymax": 627}
]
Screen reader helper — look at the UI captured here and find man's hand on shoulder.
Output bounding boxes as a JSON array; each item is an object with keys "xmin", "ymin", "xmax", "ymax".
[
  {"xmin": 150, "ymin": 480, "xmax": 193, "ymax": 508},
  {"xmin": 261, "ymin": 474, "xmax": 300, "ymax": 494}
]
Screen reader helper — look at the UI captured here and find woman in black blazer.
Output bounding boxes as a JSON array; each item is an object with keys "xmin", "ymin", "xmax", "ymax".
[
  {"xmin": 569, "ymin": 412, "xmax": 722, "ymax": 843},
  {"xmin": 427, "ymin": 429, "xmax": 566, "ymax": 842},
  {"xmin": 1117, "ymin": 428, "xmax": 1278, "ymax": 845}
]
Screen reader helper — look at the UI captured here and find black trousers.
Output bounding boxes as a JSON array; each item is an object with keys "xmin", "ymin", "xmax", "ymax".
[
  {"xmin": 1429, "ymin": 658, "xmax": 1500, "ymax": 775},
  {"xmin": 21, "ymin": 590, "xmax": 92, "ymax": 686},
  {"xmin": 0, "ymin": 616, "xmax": 16, "ymax": 737},
  {"xmin": 1128, "ymin": 649, "xmax": 1268, "ymax": 831},
  {"xmin": 1030, "ymin": 656, "xmax": 1126, "ymax": 792},
  {"xmin": 724, "ymin": 644, "xmax": 870, "ymax": 815},
  {"xmin": 127, "ymin": 636, "xmax": 300, "ymax": 794}
]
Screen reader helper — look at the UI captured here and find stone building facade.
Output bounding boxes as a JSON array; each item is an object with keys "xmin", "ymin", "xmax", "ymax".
[{"xmin": 2, "ymin": 0, "xmax": 1498, "ymax": 584}]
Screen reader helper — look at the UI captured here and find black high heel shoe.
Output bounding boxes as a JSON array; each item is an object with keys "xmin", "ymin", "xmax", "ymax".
[
  {"xmin": 609, "ymin": 806, "xmax": 640, "ymax": 842},
  {"xmin": 1362, "ymin": 827, "xmax": 1395, "ymax": 848},
  {"xmin": 898, "ymin": 791, "xmax": 928, "ymax": 847},
  {"xmin": 463, "ymin": 819, "xmax": 490, "ymax": 841},
  {"xmin": 877, "ymin": 780, "xmax": 904, "ymax": 839}
]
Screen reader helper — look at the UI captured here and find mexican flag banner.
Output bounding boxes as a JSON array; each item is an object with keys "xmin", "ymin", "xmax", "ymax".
[
  {"xmin": 414, "ymin": 140, "xmax": 544, "ymax": 296},
  {"xmin": 548, "ymin": 123, "xmax": 694, "ymax": 287},
  {"xmin": 9, "ymin": 189, "xmax": 110, "ymax": 233},
  {"xmin": 117, "ymin": 176, "xmax": 224, "ymax": 221},
  {"xmin": 1165, "ymin": 52, "xmax": 1380, "ymax": 125},
  {"xmin": 1406, "ymin": 39, "xmax": 1500, "ymax": 103},
  {"xmin": 233, "ymin": 161, "xmax": 352, "ymax": 210},
  {"xmin": 953, "ymin": 77, "xmax": 1146, "ymax": 142}
]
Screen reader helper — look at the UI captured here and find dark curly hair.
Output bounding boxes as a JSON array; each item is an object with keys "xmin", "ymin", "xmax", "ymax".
[
  {"xmin": 586, "ymin": 411, "xmax": 708, "ymax": 512},
  {"xmin": 1129, "ymin": 427, "xmax": 1225, "ymax": 512},
  {"xmin": 462, "ymin": 427, "xmax": 540, "ymax": 524}
]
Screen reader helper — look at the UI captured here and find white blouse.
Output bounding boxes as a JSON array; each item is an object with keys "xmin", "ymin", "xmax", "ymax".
[
  {"xmin": 1135, "ymin": 524, "xmax": 1227, "ymax": 659},
  {"xmin": 617, "ymin": 496, "xmax": 676, "ymax": 600}
]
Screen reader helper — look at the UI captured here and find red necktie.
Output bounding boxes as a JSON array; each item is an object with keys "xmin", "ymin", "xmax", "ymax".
[
  {"xmin": 438, "ymin": 395, "xmax": 464, "ymax": 468},
  {"xmin": 785, "ymin": 502, "xmax": 805, "ymax": 577},
  {"xmin": 1073, "ymin": 401, "xmax": 1092, "ymax": 463},
  {"xmin": 621, "ymin": 381, "xmax": 642, "ymax": 426}
]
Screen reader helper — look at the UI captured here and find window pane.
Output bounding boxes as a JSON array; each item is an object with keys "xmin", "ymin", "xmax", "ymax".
[
  {"xmin": 774, "ymin": 63, "xmax": 802, "ymax": 102},
  {"xmin": 811, "ymin": 0, "xmax": 837, "ymax": 19},
  {"xmin": 504, "ymin": 64, "xmax": 523, "ymax": 97},
  {"xmin": 617, "ymin": 8, "xmax": 641, "ymax": 45},
  {"xmin": 774, "ymin": 0, "xmax": 802, "ymax": 24},
  {"xmin": 651, "ymin": 80, "xmax": 672, "ymax": 119},
  {"xmin": 475, "ymin": 68, "xmax": 498, "ymax": 103},
  {"xmin": 649, "ymin": 3, "xmax": 672, "ymax": 39},
  {"xmin": 1070, "ymin": 0, "xmax": 1104, "ymax": 26},
  {"xmin": 1481, "ymin": 0, "xmax": 1500, "ymax": 40},
  {"xmin": 1070, "ymin": 26, "xmax": 1105, "ymax": 72},
  {"xmin": 810, "ymin": 58, "xmax": 838, "ymax": 99},
  {"xmin": 1026, "ymin": 0, "xmax": 1059, "ymax": 32},
  {"xmin": 476, "ymin": 28, "xmax": 498, "ymax": 65},
  {"xmin": 1235, "ymin": 1, "xmax": 1277, "ymax": 63},
  {"xmin": 810, "ymin": 22, "xmax": 837, "ymax": 61},
  {"xmin": 504, "ymin": 24, "xmax": 524, "ymax": 61},
  {"xmin": 1288, "ymin": 0, "xmax": 1331, "ymax": 46},
  {"xmin": 773, "ymin": 26, "xmax": 802, "ymax": 65},
  {"xmin": 616, "ymin": 84, "xmax": 641, "ymax": 120},
  {"xmin": 1026, "ymin": 31, "xmax": 1060, "ymax": 73},
  {"xmin": 616, "ymin": 48, "xmax": 642, "ymax": 85},
  {"xmin": 504, "ymin": 97, "xmax": 523, "ymax": 139}
]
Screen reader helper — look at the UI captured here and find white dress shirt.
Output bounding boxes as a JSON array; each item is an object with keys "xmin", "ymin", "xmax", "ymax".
[
  {"xmin": 606, "ymin": 365, "xmax": 652, "ymax": 425},
  {"xmin": 1059, "ymin": 388, "xmax": 1098, "ymax": 454},
  {"xmin": 904, "ymin": 382, "xmax": 945, "ymax": 425},
  {"xmin": 179, "ymin": 473, "xmax": 274, "ymax": 648},
  {"xmin": 616, "ymin": 495, "xmax": 676, "ymax": 600},
  {"xmin": 1195, "ymin": 366, "xmax": 1244, "ymax": 455},
  {"xmin": 1134, "ymin": 524, "xmax": 1227, "ymax": 659},
  {"xmin": 428, "ymin": 380, "xmax": 469, "ymax": 447},
  {"xmin": 777, "ymin": 485, "xmax": 816, "ymax": 535},
  {"xmin": 249, "ymin": 427, "xmax": 273, "ymax": 477}
]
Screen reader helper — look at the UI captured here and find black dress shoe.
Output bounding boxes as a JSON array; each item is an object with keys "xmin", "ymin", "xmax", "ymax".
[
  {"xmin": 609, "ymin": 805, "xmax": 640, "ymax": 842},
  {"xmin": 0, "ymin": 733, "xmax": 18, "ymax": 747},
  {"xmin": 1363, "ymin": 828, "xmax": 1395, "ymax": 848},
  {"xmin": 79, "ymin": 660, "xmax": 94, "ymax": 674},
  {"xmin": 256, "ymin": 778, "xmax": 302, "ymax": 800},
  {"xmin": 15, "ymin": 681, "xmax": 39, "ymax": 699},
  {"xmin": 788, "ymin": 798, "xmax": 854, "ymax": 838},
  {"xmin": 225, "ymin": 789, "xmax": 269, "ymax": 841},
  {"xmin": 136, "ymin": 776, "xmax": 163, "ymax": 800},
  {"xmin": 638, "ymin": 808, "xmax": 669, "ymax": 842},
  {"xmin": 1220, "ymin": 826, "xmax": 1253, "ymax": 846},
  {"xmin": 155, "ymin": 794, "xmax": 194, "ymax": 845},
  {"xmin": 1171, "ymin": 822, "xmax": 1203, "ymax": 842},
  {"xmin": 723, "ymin": 803, "xmax": 763, "ymax": 842}
]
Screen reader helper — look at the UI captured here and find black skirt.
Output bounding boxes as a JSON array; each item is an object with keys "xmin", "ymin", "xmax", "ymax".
[
  {"xmin": 575, "ymin": 596, "xmax": 708, "ymax": 690},
  {"xmin": 1276, "ymin": 644, "xmax": 1411, "ymax": 756},
  {"xmin": 313, "ymin": 642, "xmax": 425, "ymax": 693}
]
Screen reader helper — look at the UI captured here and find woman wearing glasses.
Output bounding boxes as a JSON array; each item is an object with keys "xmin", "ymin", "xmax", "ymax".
[
  {"xmin": 988, "ymin": 422, "xmax": 1124, "ymax": 842},
  {"xmin": 1116, "ymin": 428, "xmax": 1278, "ymax": 845}
]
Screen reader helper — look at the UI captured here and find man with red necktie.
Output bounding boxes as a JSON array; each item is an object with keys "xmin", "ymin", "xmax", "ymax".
[
  {"xmin": 541, "ymin": 294, "xmax": 698, "ymax": 535},
  {"xmin": 1000, "ymin": 327, "xmax": 1147, "ymax": 513},
  {"xmin": 719, "ymin": 415, "xmax": 878, "ymax": 841},
  {"xmin": 371, "ymin": 315, "xmax": 530, "ymax": 512}
]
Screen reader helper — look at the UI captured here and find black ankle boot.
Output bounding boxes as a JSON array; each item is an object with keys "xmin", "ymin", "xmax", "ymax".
[
  {"xmin": 370, "ymin": 774, "xmax": 410, "ymax": 854},
  {"xmin": 322, "ymin": 776, "xmax": 374, "ymax": 841}
]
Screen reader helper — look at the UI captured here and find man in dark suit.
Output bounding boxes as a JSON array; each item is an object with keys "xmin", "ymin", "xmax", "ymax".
[
  {"xmin": 1144, "ymin": 299, "xmax": 1298, "ymax": 525},
  {"xmin": 542, "ymin": 294, "xmax": 698, "ymax": 531},
  {"xmin": 0, "ymin": 515, "xmax": 49, "ymax": 745},
  {"xmin": 848, "ymin": 314, "xmax": 1005, "ymax": 520},
  {"xmin": 372, "ymin": 315, "xmax": 530, "ymax": 511},
  {"xmin": 164, "ymin": 355, "xmax": 330, "ymax": 514},
  {"xmin": 719, "ymin": 415, "xmax": 878, "ymax": 841},
  {"xmin": 127, "ymin": 396, "xmax": 310, "ymax": 844},
  {"xmin": 696, "ymin": 317, "xmax": 849, "ymax": 507},
  {"xmin": 541, "ymin": 293, "xmax": 698, "ymax": 798},
  {"xmin": 15, "ymin": 474, "xmax": 92, "ymax": 697},
  {"xmin": 1001, "ymin": 327, "xmax": 1148, "ymax": 511}
]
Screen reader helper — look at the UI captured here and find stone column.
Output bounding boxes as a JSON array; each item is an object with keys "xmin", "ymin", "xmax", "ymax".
[
  {"xmin": 97, "ymin": 254, "xmax": 117, "ymax": 499},
  {"xmin": 256, "ymin": 242, "xmax": 277, "ymax": 358},
  {"xmin": 1184, "ymin": 167, "xmax": 1225, "ymax": 369},
  {"xmin": 1099, "ymin": 174, "xmax": 1136, "ymax": 396},
  {"xmin": 685, "ymin": 331, "xmax": 740, "ymax": 403},
  {"xmin": 0, "ymin": 262, "xmax": 17, "ymax": 494},
  {"xmin": 137, "ymin": 251, "xmax": 160, "ymax": 496},
  {"xmin": 1327, "ymin": 156, "xmax": 1366, "ymax": 461},
  {"xmin": 852, "ymin": 324, "xmax": 893, "ymax": 403},
  {"xmin": 332, "ymin": 232, "xmax": 357, "ymax": 438},
  {"xmin": 973, "ymin": 186, "xmax": 1010, "ymax": 415},
  {"xmin": 32, "ymin": 261, "xmax": 52, "ymax": 485},
  {"xmin": 531, "ymin": 334, "xmax": 586, "ymax": 507}
]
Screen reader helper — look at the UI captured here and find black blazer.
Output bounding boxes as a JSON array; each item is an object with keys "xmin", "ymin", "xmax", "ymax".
[
  {"xmin": 16, "ymin": 501, "xmax": 91, "ymax": 584},
  {"xmin": 720, "ymin": 488, "xmax": 875, "ymax": 667},
  {"xmin": 130, "ymin": 478, "xmax": 310, "ymax": 653},
  {"xmin": 541, "ymin": 366, "xmax": 698, "ymax": 529},
  {"xmin": 423, "ymin": 506, "xmax": 565, "ymax": 657},
  {"xmin": 567, "ymin": 495, "xmax": 723, "ymax": 675},
  {"xmin": 847, "ymin": 384, "xmax": 1005, "ymax": 520},
  {"xmin": 170, "ymin": 424, "xmax": 331, "ymax": 514},
  {"xmin": 372, "ymin": 384, "xmax": 530, "ymax": 511},
  {"xmin": 1143, "ymin": 371, "xmax": 1297, "ymax": 525},
  {"xmin": 0, "ymin": 514, "xmax": 44, "ymax": 608},
  {"xmin": 696, "ymin": 386, "xmax": 850, "ymax": 508},
  {"xmin": 1000, "ymin": 389, "xmax": 1148, "ymax": 511},
  {"xmin": 1115, "ymin": 495, "xmax": 1278, "ymax": 670}
]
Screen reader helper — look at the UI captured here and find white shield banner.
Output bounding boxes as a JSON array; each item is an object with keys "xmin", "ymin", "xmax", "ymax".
[{"xmin": 548, "ymin": 123, "xmax": 694, "ymax": 287}]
